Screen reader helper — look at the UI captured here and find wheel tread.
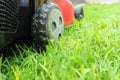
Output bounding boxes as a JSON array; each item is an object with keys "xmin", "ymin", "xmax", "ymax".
[
  {"xmin": 32, "ymin": 2, "xmax": 63, "ymax": 51},
  {"xmin": 32, "ymin": 3, "xmax": 53, "ymax": 50}
]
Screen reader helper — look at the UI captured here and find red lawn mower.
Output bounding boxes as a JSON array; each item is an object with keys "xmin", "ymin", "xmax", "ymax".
[{"xmin": 0, "ymin": 0, "xmax": 84, "ymax": 52}]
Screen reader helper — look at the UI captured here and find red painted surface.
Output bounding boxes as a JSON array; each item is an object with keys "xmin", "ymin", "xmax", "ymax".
[{"xmin": 53, "ymin": 0, "xmax": 74, "ymax": 26}]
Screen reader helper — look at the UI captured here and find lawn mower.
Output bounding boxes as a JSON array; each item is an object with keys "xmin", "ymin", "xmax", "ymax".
[{"xmin": 0, "ymin": 0, "xmax": 84, "ymax": 52}]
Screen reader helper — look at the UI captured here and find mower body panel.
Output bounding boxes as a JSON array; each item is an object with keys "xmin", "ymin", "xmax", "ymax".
[{"xmin": 53, "ymin": 0, "xmax": 74, "ymax": 26}]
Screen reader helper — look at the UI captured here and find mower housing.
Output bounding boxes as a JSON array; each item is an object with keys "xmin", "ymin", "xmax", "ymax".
[{"xmin": 0, "ymin": 0, "xmax": 34, "ymax": 49}]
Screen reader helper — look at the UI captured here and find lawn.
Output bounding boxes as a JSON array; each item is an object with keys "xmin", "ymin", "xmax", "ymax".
[{"xmin": 0, "ymin": 4, "xmax": 120, "ymax": 80}]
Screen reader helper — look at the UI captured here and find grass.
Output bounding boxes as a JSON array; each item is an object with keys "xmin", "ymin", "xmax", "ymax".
[{"xmin": 0, "ymin": 4, "xmax": 120, "ymax": 80}]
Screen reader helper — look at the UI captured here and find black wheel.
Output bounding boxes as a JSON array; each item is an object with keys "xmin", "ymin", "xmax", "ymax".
[
  {"xmin": 74, "ymin": 5, "xmax": 84, "ymax": 20},
  {"xmin": 32, "ymin": 2, "xmax": 64, "ymax": 51}
]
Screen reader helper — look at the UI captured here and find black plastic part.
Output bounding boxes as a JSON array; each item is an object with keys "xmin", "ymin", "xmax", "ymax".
[
  {"xmin": 0, "ymin": 0, "xmax": 19, "ymax": 49},
  {"xmin": 0, "ymin": 0, "xmax": 18, "ymax": 32},
  {"xmin": 0, "ymin": 0, "xmax": 34, "ymax": 49},
  {"xmin": 74, "ymin": 5, "xmax": 84, "ymax": 20},
  {"xmin": 16, "ymin": 0, "xmax": 34, "ymax": 39}
]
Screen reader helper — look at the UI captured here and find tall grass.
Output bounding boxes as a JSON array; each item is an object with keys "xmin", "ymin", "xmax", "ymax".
[{"xmin": 0, "ymin": 4, "xmax": 120, "ymax": 80}]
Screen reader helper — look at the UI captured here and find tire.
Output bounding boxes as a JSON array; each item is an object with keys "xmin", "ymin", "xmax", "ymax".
[
  {"xmin": 32, "ymin": 2, "xmax": 64, "ymax": 51},
  {"xmin": 74, "ymin": 5, "xmax": 84, "ymax": 20}
]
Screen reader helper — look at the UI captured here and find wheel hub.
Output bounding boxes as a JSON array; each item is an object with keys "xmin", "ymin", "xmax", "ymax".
[{"xmin": 47, "ymin": 7, "xmax": 64, "ymax": 39}]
